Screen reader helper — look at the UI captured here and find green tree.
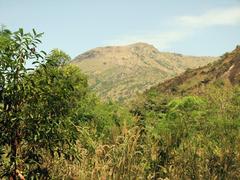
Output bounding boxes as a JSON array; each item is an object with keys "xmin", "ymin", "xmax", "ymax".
[
  {"xmin": 165, "ymin": 96, "xmax": 206, "ymax": 140},
  {"xmin": 21, "ymin": 63, "xmax": 89, "ymax": 178},
  {"xmin": 0, "ymin": 28, "xmax": 45, "ymax": 179},
  {"xmin": 0, "ymin": 28, "xmax": 87, "ymax": 179},
  {"xmin": 46, "ymin": 48, "xmax": 71, "ymax": 66}
]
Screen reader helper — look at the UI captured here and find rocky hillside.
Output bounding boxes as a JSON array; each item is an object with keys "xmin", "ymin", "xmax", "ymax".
[
  {"xmin": 149, "ymin": 45, "xmax": 240, "ymax": 95},
  {"xmin": 72, "ymin": 43, "xmax": 217, "ymax": 101}
]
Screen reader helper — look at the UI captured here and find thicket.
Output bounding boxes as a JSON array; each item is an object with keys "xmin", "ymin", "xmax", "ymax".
[{"xmin": 1, "ymin": 28, "xmax": 240, "ymax": 179}]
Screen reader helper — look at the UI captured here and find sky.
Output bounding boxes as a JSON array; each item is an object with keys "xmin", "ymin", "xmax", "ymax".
[{"xmin": 0, "ymin": 0, "xmax": 240, "ymax": 58}]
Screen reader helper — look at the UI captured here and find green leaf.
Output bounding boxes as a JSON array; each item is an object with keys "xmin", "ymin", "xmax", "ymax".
[
  {"xmin": 40, "ymin": 50, "xmax": 47, "ymax": 55},
  {"xmin": 36, "ymin": 32, "xmax": 44, "ymax": 38},
  {"xmin": 35, "ymin": 39, "xmax": 42, "ymax": 43},
  {"xmin": 32, "ymin": 61, "xmax": 40, "ymax": 65},
  {"xmin": 19, "ymin": 28, "xmax": 24, "ymax": 36},
  {"xmin": 32, "ymin": 28, "xmax": 37, "ymax": 36}
]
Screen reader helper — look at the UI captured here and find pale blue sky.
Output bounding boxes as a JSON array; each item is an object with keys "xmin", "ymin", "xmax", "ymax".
[{"xmin": 1, "ymin": 0, "xmax": 240, "ymax": 58}]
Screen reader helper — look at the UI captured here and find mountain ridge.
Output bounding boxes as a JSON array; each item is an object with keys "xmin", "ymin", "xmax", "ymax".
[
  {"xmin": 71, "ymin": 42, "xmax": 218, "ymax": 101},
  {"xmin": 147, "ymin": 45, "xmax": 240, "ymax": 95}
]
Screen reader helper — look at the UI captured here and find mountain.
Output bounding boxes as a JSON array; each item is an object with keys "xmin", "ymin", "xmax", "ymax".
[
  {"xmin": 71, "ymin": 42, "xmax": 217, "ymax": 101},
  {"xmin": 148, "ymin": 45, "xmax": 240, "ymax": 95}
]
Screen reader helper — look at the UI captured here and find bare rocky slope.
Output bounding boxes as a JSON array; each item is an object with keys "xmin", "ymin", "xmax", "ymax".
[{"xmin": 71, "ymin": 42, "xmax": 218, "ymax": 101}]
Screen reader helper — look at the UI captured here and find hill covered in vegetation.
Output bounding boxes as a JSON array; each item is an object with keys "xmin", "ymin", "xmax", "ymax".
[
  {"xmin": 148, "ymin": 45, "xmax": 240, "ymax": 95},
  {"xmin": 72, "ymin": 43, "xmax": 217, "ymax": 101}
]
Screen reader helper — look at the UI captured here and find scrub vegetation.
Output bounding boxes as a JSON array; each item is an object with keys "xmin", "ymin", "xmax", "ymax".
[{"xmin": 0, "ymin": 28, "xmax": 239, "ymax": 179}]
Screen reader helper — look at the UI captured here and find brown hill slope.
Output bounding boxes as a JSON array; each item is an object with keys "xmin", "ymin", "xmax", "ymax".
[
  {"xmin": 150, "ymin": 45, "xmax": 240, "ymax": 95},
  {"xmin": 71, "ymin": 43, "xmax": 217, "ymax": 101}
]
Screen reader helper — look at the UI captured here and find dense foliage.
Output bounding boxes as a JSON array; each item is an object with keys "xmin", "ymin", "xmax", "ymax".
[
  {"xmin": 1, "ymin": 28, "xmax": 240, "ymax": 179},
  {"xmin": 0, "ymin": 28, "xmax": 91, "ymax": 179},
  {"xmin": 45, "ymin": 86, "xmax": 240, "ymax": 179}
]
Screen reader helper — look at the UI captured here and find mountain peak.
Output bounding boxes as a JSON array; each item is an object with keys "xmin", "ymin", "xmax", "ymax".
[
  {"xmin": 128, "ymin": 42, "xmax": 154, "ymax": 47},
  {"xmin": 127, "ymin": 42, "xmax": 159, "ymax": 53}
]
